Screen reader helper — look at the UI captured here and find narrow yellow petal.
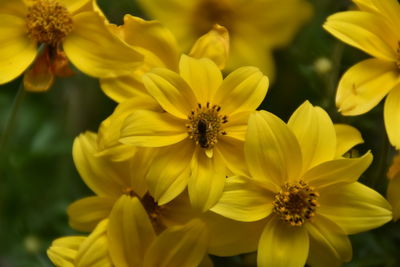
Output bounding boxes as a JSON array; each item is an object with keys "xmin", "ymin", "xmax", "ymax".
[
  {"xmin": 257, "ymin": 216, "xmax": 309, "ymax": 267},
  {"xmin": 146, "ymin": 140, "xmax": 193, "ymax": 205},
  {"xmin": 245, "ymin": 111, "xmax": 302, "ymax": 190},
  {"xmin": 120, "ymin": 110, "xmax": 187, "ymax": 147},
  {"xmin": 222, "ymin": 111, "xmax": 250, "ymax": 141},
  {"xmin": 288, "ymin": 101, "xmax": 336, "ymax": 171},
  {"xmin": 318, "ymin": 182, "xmax": 392, "ymax": 234},
  {"xmin": 143, "ymin": 219, "xmax": 209, "ymax": 267},
  {"xmin": 189, "ymin": 149, "xmax": 226, "ymax": 212},
  {"xmin": 0, "ymin": 14, "xmax": 37, "ymax": 85},
  {"xmin": 143, "ymin": 68, "xmax": 198, "ymax": 119},
  {"xmin": 303, "ymin": 152, "xmax": 372, "ymax": 189},
  {"xmin": 179, "ymin": 55, "xmax": 222, "ymax": 105},
  {"xmin": 48, "ymin": 236, "xmax": 85, "ymax": 267},
  {"xmin": 213, "ymin": 67, "xmax": 269, "ymax": 115},
  {"xmin": 306, "ymin": 215, "xmax": 352, "ymax": 263},
  {"xmin": 108, "ymin": 196, "xmax": 156, "ymax": 267},
  {"xmin": 324, "ymin": 11, "xmax": 397, "ymax": 61},
  {"xmin": 63, "ymin": 11, "xmax": 143, "ymax": 78},
  {"xmin": 58, "ymin": 0, "xmax": 90, "ymax": 14},
  {"xmin": 384, "ymin": 86, "xmax": 400, "ymax": 149},
  {"xmin": 67, "ymin": 196, "xmax": 115, "ymax": 232},
  {"xmin": 336, "ymin": 58, "xmax": 400, "ymax": 115},
  {"xmin": 211, "ymin": 176, "xmax": 273, "ymax": 222},
  {"xmin": 369, "ymin": 0, "xmax": 400, "ymax": 32},
  {"xmin": 334, "ymin": 124, "xmax": 364, "ymax": 157},
  {"xmin": 216, "ymin": 136, "xmax": 248, "ymax": 177},
  {"xmin": 189, "ymin": 24, "xmax": 229, "ymax": 70}
]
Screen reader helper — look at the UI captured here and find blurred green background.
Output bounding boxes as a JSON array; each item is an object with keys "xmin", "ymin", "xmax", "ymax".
[{"xmin": 1, "ymin": 0, "xmax": 399, "ymax": 266}]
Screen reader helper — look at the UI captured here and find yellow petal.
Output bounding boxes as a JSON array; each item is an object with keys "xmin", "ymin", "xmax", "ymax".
[
  {"xmin": 120, "ymin": 110, "xmax": 187, "ymax": 147},
  {"xmin": 189, "ymin": 24, "xmax": 229, "ymax": 70},
  {"xmin": 48, "ymin": 236, "xmax": 84, "ymax": 267},
  {"xmin": 318, "ymin": 182, "xmax": 392, "ymax": 234},
  {"xmin": 369, "ymin": 0, "xmax": 400, "ymax": 32},
  {"xmin": 334, "ymin": 124, "xmax": 364, "ymax": 157},
  {"xmin": 100, "ymin": 73, "xmax": 156, "ymax": 104},
  {"xmin": 146, "ymin": 139, "xmax": 193, "ymax": 205},
  {"xmin": 384, "ymin": 85, "xmax": 400, "ymax": 149},
  {"xmin": 143, "ymin": 68, "xmax": 197, "ymax": 119},
  {"xmin": 179, "ymin": 55, "xmax": 222, "ymax": 104},
  {"xmin": 387, "ymin": 173, "xmax": 400, "ymax": 221},
  {"xmin": 119, "ymin": 15, "xmax": 180, "ymax": 71},
  {"xmin": 75, "ymin": 220, "xmax": 112, "ymax": 267},
  {"xmin": 307, "ymin": 237, "xmax": 342, "ymax": 267},
  {"xmin": 336, "ymin": 58, "xmax": 400, "ymax": 115},
  {"xmin": 303, "ymin": 152, "xmax": 372, "ymax": 189},
  {"xmin": 210, "ymin": 176, "xmax": 273, "ymax": 222},
  {"xmin": 245, "ymin": 111, "xmax": 302, "ymax": 190},
  {"xmin": 58, "ymin": 0, "xmax": 90, "ymax": 14},
  {"xmin": 216, "ymin": 136, "xmax": 248, "ymax": 177},
  {"xmin": 67, "ymin": 196, "xmax": 115, "ymax": 232},
  {"xmin": 204, "ymin": 212, "xmax": 266, "ymax": 256},
  {"xmin": 108, "ymin": 195, "xmax": 156, "ymax": 267},
  {"xmin": 324, "ymin": 11, "xmax": 396, "ymax": 61},
  {"xmin": 73, "ymin": 132, "xmax": 130, "ymax": 197},
  {"xmin": 199, "ymin": 255, "xmax": 213, "ymax": 267},
  {"xmin": 257, "ymin": 216, "xmax": 309, "ymax": 267},
  {"xmin": 0, "ymin": 14, "xmax": 37, "ymax": 85},
  {"xmin": 222, "ymin": 111, "xmax": 250, "ymax": 141},
  {"xmin": 143, "ymin": 219, "xmax": 209, "ymax": 267},
  {"xmin": 0, "ymin": 1, "xmax": 27, "ymax": 17},
  {"xmin": 306, "ymin": 215, "xmax": 352, "ymax": 266},
  {"xmin": 288, "ymin": 101, "xmax": 336, "ymax": 171},
  {"xmin": 353, "ymin": 0, "xmax": 376, "ymax": 12},
  {"xmin": 306, "ymin": 215, "xmax": 352, "ymax": 263},
  {"xmin": 189, "ymin": 150, "xmax": 226, "ymax": 212},
  {"xmin": 63, "ymin": 11, "xmax": 143, "ymax": 78},
  {"xmin": 213, "ymin": 67, "xmax": 269, "ymax": 116}
]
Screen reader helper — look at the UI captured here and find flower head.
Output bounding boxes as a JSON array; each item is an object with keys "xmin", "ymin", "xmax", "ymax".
[
  {"xmin": 324, "ymin": 0, "xmax": 400, "ymax": 148},
  {"xmin": 0, "ymin": 0, "xmax": 143, "ymax": 91},
  {"xmin": 211, "ymin": 101, "xmax": 392, "ymax": 267}
]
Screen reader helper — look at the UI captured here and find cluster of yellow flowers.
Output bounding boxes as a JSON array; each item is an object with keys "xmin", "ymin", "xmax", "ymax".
[{"xmin": 1, "ymin": 0, "xmax": 399, "ymax": 266}]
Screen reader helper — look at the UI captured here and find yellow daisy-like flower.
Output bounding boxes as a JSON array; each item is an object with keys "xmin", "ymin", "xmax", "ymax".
[
  {"xmin": 100, "ymin": 15, "xmax": 229, "ymax": 103},
  {"xmin": 68, "ymin": 132, "xmax": 264, "ymax": 257},
  {"xmin": 387, "ymin": 153, "xmax": 400, "ymax": 221},
  {"xmin": 0, "ymin": 0, "xmax": 143, "ymax": 91},
  {"xmin": 324, "ymin": 0, "xmax": 400, "ymax": 149},
  {"xmin": 137, "ymin": 0, "xmax": 312, "ymax": 80},
  {"xmin": 211, "ymin": 101, "xmax": 392, "ymax": 267},
  {"xmin": 48, "ymin": 199, "xmax": 210, "ymax": 267},
  {"xmin": 117, "ymin": 55, "xmax": 268, "ymax": 211}
]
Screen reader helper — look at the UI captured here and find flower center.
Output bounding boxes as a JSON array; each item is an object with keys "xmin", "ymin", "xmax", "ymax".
[
  {"xmin": 186, "ymin": 103, "xmax": 228, "ymax": 149},
  {"xmin": 273, "ymin": 180, "xmax": 319, "ymax": 226},
  {"xmin": 192, "ymin": 0, "xmax": 233, "ymax": 36},
  {"xmin": 26, "ymin": 0, "xmax": 73, "ymax": 46}
]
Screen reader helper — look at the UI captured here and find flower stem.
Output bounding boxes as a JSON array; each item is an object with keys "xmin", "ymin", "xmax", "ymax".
[{"xmin": 0, "ymin": 82, "xmax": 26, "ymax": 161}]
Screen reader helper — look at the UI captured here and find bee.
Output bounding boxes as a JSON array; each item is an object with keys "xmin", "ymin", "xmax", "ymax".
[{"xmin": 197, "ymin": 119, "xmax": 209, "ymax": 148}]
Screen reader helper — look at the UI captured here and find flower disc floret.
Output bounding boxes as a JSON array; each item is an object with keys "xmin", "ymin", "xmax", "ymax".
[
  {"xmin": 186, "ymin": 102, "xmax": 228, "ymax": 149},
  {"xmin": 273, "ymin": 180, "xmax": 319, "ymax": 226},
  {"xmin": 26, "ymin": 0, "xmax": 73, "ymax": 46}
]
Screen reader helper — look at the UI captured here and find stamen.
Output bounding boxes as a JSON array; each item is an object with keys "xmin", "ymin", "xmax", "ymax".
[
  {"xmin": 187, "ymin": 103, "xmax": 227, "ymax": 149},
  {"xmin": 26, "ymin": 0, "xmax": 73, "ymax": 46},
  {"xmin": 273, "ymin": 180, "xmax": 319, "ymax": 226}
]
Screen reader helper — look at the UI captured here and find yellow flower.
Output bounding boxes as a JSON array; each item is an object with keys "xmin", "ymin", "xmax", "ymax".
[
  {"xmin": 68, "ymin": 132, "xmax": 264, "ymax": 257},
  {"xmin": 0, "ymin": 0, "xmax": 143, "ymax": 92},
  {"xmin": 211, "ymin": 101, "xmax": 392, "ymax": 267},
  {"xmin": 49, "ymin": 198, "xmax": 210, "ymax": 267},
  {"xmin": 324, "ymin": 0, "xmax": 400, "ymax": 149},
  {"xmin": 100, "ymin": 15, "xmax": 229, "ymax": 103},
  {"xmin": 387, "ymin": 153, "xmax": 400, "ymax": 221},
  {"xmin": 115, "ymin": 55, "xmax": 268, "ymax": 211},
  {"xmin": 137, "ymin": 0, "xmax": 312, "ymax": 81}
]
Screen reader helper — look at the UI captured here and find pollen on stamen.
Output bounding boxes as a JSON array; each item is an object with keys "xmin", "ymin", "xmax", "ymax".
[
  {"xmin": 26, "ymin": 0, "xmax": 73, "ymax": 46},
  {"xmin": 273, "ymin": 180, "xmax": 320, "ymax": 227}
]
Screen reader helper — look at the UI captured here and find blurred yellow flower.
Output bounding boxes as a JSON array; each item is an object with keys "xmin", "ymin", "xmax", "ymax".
[
  {"xmin": 324, "ymin": 0, "xmax": 400, "ymax": 149},
  {"xmin": 68, "ymin": 132, "xmax": 265, "ymax": 257},
  {"xmin": 137, "ymin": 0, "xmax": 312, "ymax": 81},
  {"xmin": 0, "ymin": 0, "xmax": 143, "ymax": 92},
  {"xmin": 211, "ymin": 101, "xmax": 392, "ymax": 267},
  {"xmin": 387, "ymin": 153, "xmax": 400, "ymax": 221},
  {"xmin": 116, "ymin": 55, "xmax": 268, "ymax": 211}
]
